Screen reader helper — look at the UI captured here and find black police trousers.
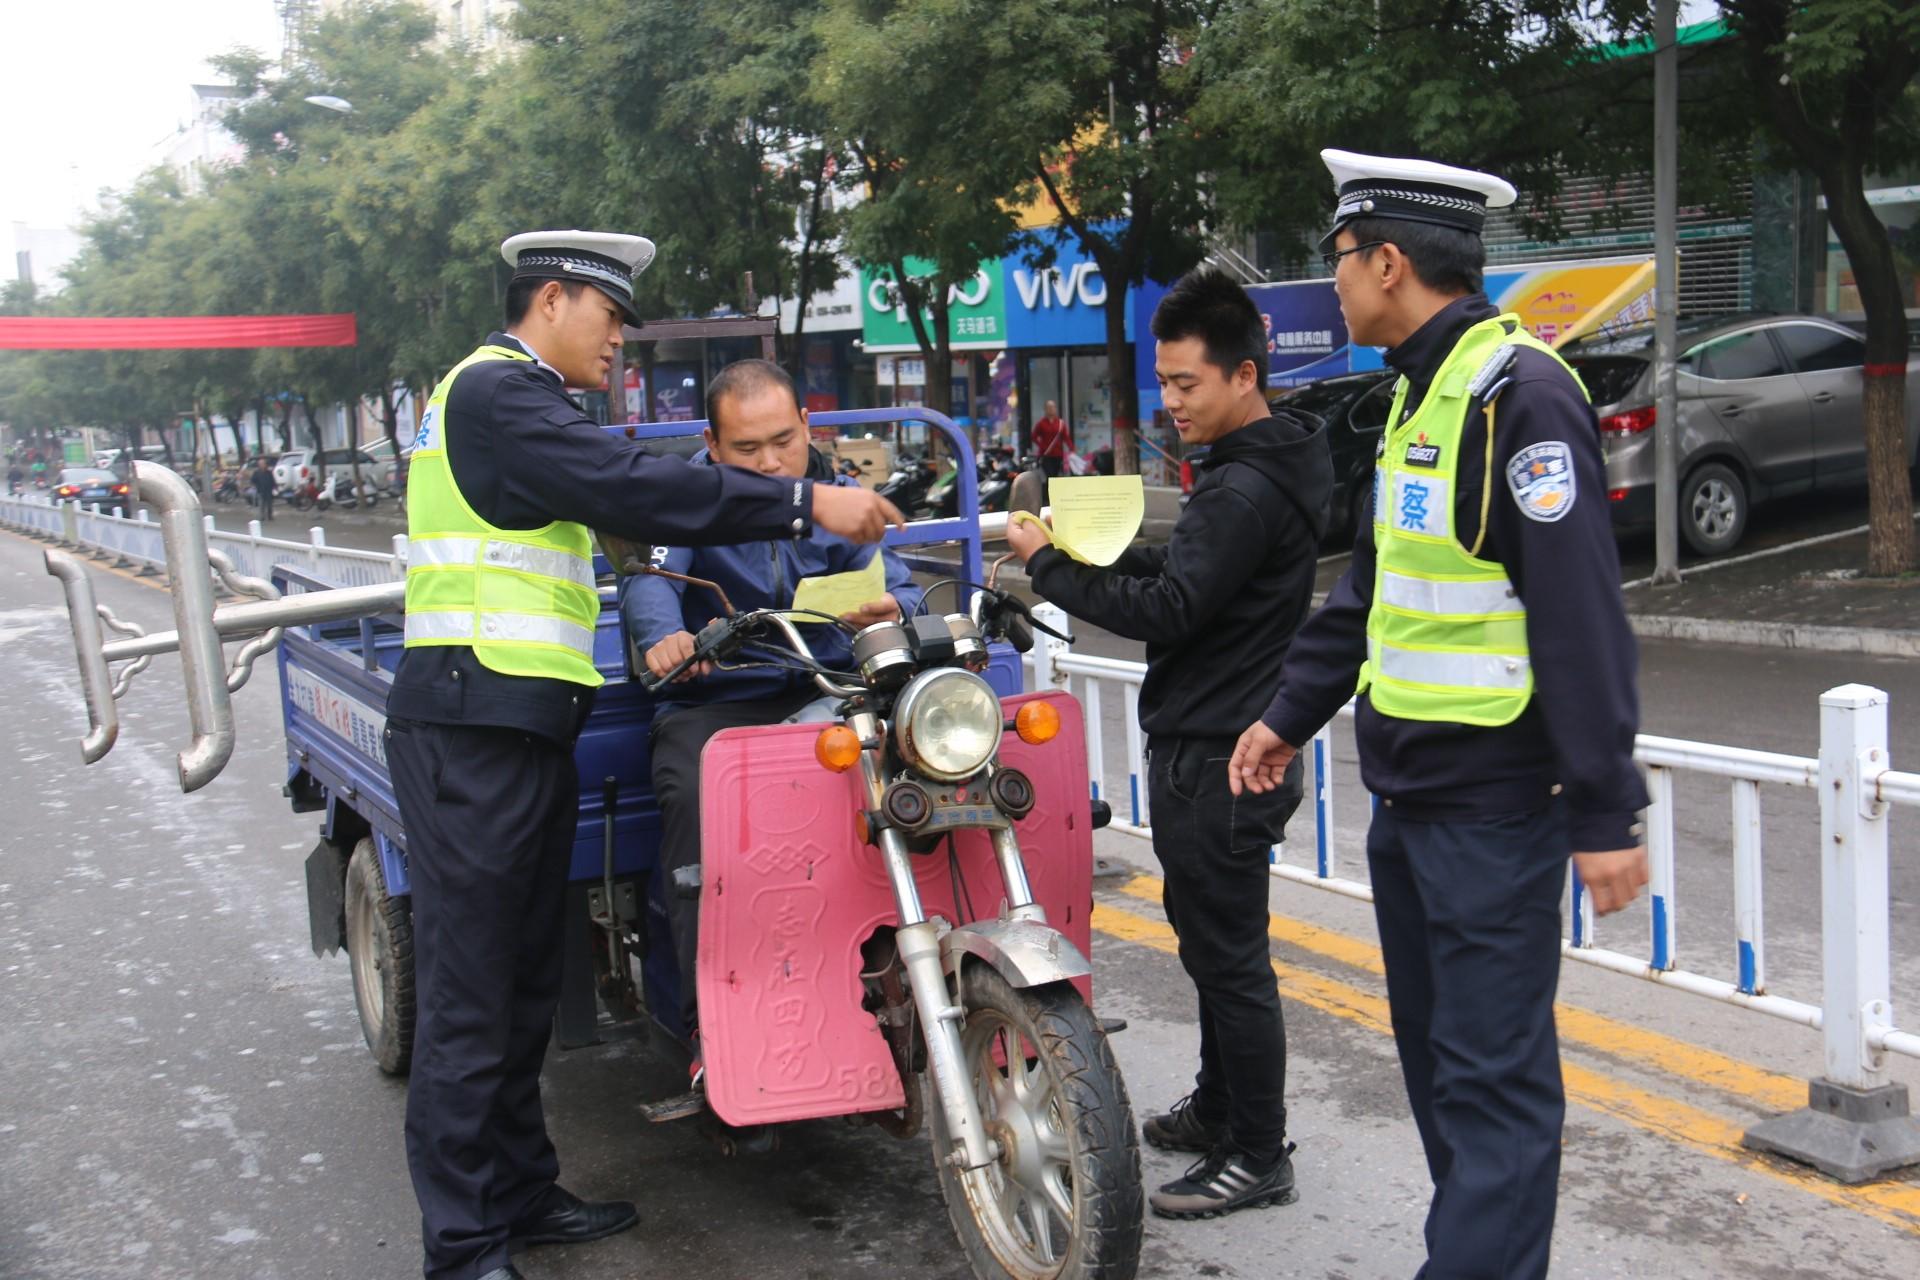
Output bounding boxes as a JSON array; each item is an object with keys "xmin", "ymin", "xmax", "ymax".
[
  {"xmin": 1366, "ymin": 802, "xmax": 1569, "ymax": 1280},
  {"xmin": 386, "ymin": 717, "xmax": 576, "ymax": 1280},
  {"xmin": 648, "ymin": 688, "xmax": 821, "ymax": 1032},
  {"xmin": 1146, "ymin": 734, "xmax": 1303, "ymax": 1164}
]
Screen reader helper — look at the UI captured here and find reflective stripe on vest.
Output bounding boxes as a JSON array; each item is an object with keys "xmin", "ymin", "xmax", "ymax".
[
  {"xmin": 1368, "ymin": 638, "xmax": 1533, "ymax": 692},
  {"xmin": 1357, "ymin": 315, "xmax": 1587, "ymax": 727},
  {"xmin": 403, "ymin": 343, "xmax": 606, "ymax": 687}
]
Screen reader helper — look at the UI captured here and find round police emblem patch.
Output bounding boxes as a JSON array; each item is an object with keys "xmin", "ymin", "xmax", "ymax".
[{"xmin": 1506, "ymin": 441, "xmax": 1576, "ymax": 523}]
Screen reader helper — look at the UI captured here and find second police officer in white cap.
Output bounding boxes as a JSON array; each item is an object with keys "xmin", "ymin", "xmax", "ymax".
[
  {"xmin": 1230, "ymin": 153, "xmax": 1650, "ymax": 1277},
  {"xmin": 385, "ymin": 231, "xmax": 903, "ymax": 1280}
]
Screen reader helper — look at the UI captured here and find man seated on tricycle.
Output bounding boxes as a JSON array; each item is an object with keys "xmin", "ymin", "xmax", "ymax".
[{"xmin": 617, "ymin": 358, "xmax": 924, "ymax": 1059}]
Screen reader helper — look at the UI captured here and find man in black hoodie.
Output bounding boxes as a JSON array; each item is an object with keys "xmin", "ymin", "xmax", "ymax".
[{"xmin": 1005, "ymin": 267, "xmax": 1332, "ymax": 1220}]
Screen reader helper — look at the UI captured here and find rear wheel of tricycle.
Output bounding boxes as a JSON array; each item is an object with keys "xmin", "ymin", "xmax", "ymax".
[
  {"xmin": 928, "ymin": 967, "xmax": 1143, "ymax": 1280},
  {"xmin": 345, "ymin": 836, "xmax": 415, "ymax": 1075}
]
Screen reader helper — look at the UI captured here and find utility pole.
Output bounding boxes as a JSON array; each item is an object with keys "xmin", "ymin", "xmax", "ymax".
[{"xmin": 1651, "ymin": 0, "xmax": 1681, "ymax": 585}]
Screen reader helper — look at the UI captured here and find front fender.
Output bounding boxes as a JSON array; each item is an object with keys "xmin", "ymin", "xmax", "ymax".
[{"xmin": 943, "ymin": 918, "xmax": 1091, "ymax": 988}]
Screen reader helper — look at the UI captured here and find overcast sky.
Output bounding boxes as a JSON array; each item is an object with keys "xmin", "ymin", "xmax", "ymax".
[{"xmin": 1, "ymin": 0, "xmax": 282, "ymax": 230}]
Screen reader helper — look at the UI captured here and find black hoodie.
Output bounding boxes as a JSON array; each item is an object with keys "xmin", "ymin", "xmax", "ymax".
[{"xmin": 1026, "ymin": 410, "xmax": 1333, "ymax": 739}]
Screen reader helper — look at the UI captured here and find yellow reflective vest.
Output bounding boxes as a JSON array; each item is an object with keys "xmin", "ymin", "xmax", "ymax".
[
  {"xmin": 402, "ymin": 344, "xmax": 604, "ymax": 688},
  {"xmin": 1357, "ymin": 315, "xmax": 1587, "ymax": 726}
]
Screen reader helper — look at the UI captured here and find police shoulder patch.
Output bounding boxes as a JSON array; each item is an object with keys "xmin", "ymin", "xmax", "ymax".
[{"xmin": 1506, "ymin": 441, "xmax": 1576, "ymax": 523}]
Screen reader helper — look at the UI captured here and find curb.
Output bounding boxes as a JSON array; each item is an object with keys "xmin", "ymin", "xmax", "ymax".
[{"xmin": 1629, "ymin": 613, "xmax": 1920, "ymax": 658}]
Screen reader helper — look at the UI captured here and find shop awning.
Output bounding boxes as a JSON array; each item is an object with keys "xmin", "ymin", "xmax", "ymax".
[{"xmin": 0, "ymin": 314, "xmax": 358, "ymax": 350}]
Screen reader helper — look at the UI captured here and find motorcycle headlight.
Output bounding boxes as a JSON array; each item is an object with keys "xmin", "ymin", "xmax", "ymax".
[{"xmin": 893, "ymin": 668, "xmax": 1001, "ymax": 782}]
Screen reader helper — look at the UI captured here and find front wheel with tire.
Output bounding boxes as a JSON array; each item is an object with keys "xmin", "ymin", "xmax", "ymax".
[
  {"xmin": 345, "ymin": 836, "xmax": 415, "ymax": 1074},
  {"xmin": 1681, "ymin": 461, "xmax": 1748, "ymax": 556},
  {"xmin": 928, "ymin": 967, "xmax": 1142, "ymax": 1280}
]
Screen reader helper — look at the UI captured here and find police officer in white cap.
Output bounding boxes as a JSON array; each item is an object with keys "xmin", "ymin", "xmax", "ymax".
[
  {"xmin": 1229, "ymin": 154, "xmax": 1650, "ymax": 1276},
  {"xmin": 385, "ymin": 231, "xmax": 902, "ymax": 1280}
]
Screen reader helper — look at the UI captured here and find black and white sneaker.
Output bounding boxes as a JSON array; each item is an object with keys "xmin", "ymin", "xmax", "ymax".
[
  {"xmin": 1141, "ymin": 1093, "xmax": 1227, "ymax": 1154},
  {"xmin": 1148, "ymin": 1143, "xmax": 1298, "ymax": 1219}
]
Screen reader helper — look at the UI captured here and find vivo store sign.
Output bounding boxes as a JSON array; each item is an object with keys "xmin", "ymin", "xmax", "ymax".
[
  {"xmin": 1001, "ymin": 231, "xmax": 1132, "ymax": 349},
  {"xmin": 859, "ymin": 229, "xmax": 1134, "ymax": 351}
]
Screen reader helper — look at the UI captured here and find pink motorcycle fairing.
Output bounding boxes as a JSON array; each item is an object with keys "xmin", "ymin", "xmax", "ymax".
[{"xmin": 695, "ymin": 690, "xmax": 1095, "ymax": 1128}]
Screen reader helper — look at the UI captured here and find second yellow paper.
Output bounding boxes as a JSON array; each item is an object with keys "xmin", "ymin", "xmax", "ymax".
[{"xmin": 789, "ymin": 550, "xmax": 887, "ymax": 619}]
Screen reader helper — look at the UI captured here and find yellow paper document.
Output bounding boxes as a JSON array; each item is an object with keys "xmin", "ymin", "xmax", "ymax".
[
  {"xmin": 788, "ymin": 550, "xmax": 887, "ymax": 619},
  {"xmin": 1040, "ymin": 475, "xmax": 1145, "ymax": 565}
]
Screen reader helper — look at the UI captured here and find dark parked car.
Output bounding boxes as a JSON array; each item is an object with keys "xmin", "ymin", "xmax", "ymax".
[
  {"xmin": 1562, "ymin": 314, "xmax": 1920, "ymax": 555},
  {"xmin": 50, "ymin": 467, "xmax": 131, "ymax": 516},
  {"xmin": 1270, "ymin": 372, "xmax": 1397, "ymax": 545}
]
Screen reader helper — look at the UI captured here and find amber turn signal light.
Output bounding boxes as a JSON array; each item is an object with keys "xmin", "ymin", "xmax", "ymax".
[
  {"xmin": 1014, "ymin": 701, "xmax": 1060, "ymax": 746},
  {"xmin": 816, "ymin": 724, "xmax": 862, "ymax": 772}
]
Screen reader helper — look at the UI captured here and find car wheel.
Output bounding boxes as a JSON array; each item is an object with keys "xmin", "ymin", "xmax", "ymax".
[{"xmin": 1680, "ymin": 461, "xmax": 1747, "ymax": 556}]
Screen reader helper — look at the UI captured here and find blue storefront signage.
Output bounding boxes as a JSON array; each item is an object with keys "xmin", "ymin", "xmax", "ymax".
[{"xmin": 1001, "ymin": 226, "xmax": 1133, "ymax": 350}]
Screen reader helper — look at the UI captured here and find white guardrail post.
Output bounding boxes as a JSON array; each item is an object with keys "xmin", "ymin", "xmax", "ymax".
[{"xmin": 1742, "ymin": 684, "xmax": 1920, "ymax": 1182}]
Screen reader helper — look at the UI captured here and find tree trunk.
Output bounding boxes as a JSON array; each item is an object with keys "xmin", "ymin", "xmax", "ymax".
[
  {"xmin": 347, "ymin": 400, "xmax": 365, "ymax": 505},
  {"xmin": 1824, "ymin": 172, "xmax": 1916, "ymax": 576},
  {"xmin": 380, "ymin": 384, "xmax": 405, "ymax": 494},
  {"xmin": 926, "ymin": 284, "xmax": 954, "ymax": 420},
  {"xmin": 1104, "ymin": 289, "xmax": 1138, "ymax": 477},
  {"xmin": 300, "ymin": 397, "xmax": 327, "ymax": 492},
  {"xmin": 276, "ymin": 398, "xmax": 294, "ymax": 453}
]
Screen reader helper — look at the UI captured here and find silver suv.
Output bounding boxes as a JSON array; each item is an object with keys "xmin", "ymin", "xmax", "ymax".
[{"xmin": 1563, "ymin": 315, "xmax": 1920, "ymax": 554}]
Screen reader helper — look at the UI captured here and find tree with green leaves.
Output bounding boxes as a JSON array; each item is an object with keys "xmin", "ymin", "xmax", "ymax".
[
  {"xmin": 511, "ymin": 0, "xmax": 848, "ymax": 367},
  {"xmin": 1714, "ymin": 1, "xmax": 1918, "ymax": 575},
  {"xmin": 809, "ymin": 0, "xmax": 1082, "ymax": 421}
]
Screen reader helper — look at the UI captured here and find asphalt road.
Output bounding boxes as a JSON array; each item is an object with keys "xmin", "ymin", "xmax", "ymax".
[{"xmin": 4, "ymin": 525, "xmax": 1919, "ymax": 1280}]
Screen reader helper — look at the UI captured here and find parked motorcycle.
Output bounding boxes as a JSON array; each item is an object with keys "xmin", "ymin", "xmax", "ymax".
[
  {"xmin": 975, "ymin": 447, "xmax": 1028, "ymax": 515},
  {"xmin": 877, "ymin": 454, "xmax": 939, "ymax": 516},
  {"xmin": 313, "ymin": 471, "xmax": 380, "ymax": 512},
  {"xmin": 212, "ymin": 468, "xmax": 243, "ymax": 505}
]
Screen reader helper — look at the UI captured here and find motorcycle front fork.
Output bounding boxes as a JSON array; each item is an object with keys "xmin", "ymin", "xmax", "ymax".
[{"xmin": 857, "ymin": 740, "xmax": 1045, "ymax": 1171}]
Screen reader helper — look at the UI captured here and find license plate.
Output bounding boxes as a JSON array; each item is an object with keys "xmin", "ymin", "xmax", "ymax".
[{"xmin": 82, "ymin": 489, "xmax": 109, "ymax": 500}]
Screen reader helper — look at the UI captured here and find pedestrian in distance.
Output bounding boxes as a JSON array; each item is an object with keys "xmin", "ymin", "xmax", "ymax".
[
  {"xmin": 1006, "ymin": 266, "xmax": 1333, "ymax": 1220},
  {"xmin": 1032, "ymin": 398, "xmax": 1072, "ymax": 477},
  {"xmin": 383, "ymin": 229, "xmax": 902, "ymax": 1280},
  {"xmin": 1229, "ymin": 149, "xmax": 1651, "ymax": 1279},
  {"xmin": 250, "ymin": 455, "xmax": 276, "ymax": 522}
]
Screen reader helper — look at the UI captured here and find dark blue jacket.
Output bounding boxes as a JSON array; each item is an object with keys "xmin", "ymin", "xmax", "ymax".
[
  {"xmin": 620, "ymin": 446, "xmax": 923, "ymax": 712},
  {"xmin": 1261, "ymin": 294, "xmax": 1648, "ymax": 852}
]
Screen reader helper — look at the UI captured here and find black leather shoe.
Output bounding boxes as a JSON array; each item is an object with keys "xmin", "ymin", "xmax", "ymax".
[
  {"xmin": 508, "ymin": 1186, "xmax": 639, "ymax": 1249},
  {"xmin": 476, "ymin": 1267, "xmax": 524, "ymax": 1280}
]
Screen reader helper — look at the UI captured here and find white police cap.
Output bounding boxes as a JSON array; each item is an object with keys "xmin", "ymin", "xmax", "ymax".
[
  {"xmin": 1318, "ymin": 149, "xmax": 1517, "ymax": 251},
  {"xmin": 501, "ymin": 230, "xmax": 656, "ymax": 325}
]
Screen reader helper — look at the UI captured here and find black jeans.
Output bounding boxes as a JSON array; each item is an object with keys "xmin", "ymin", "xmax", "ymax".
[
  {"xmin": 1147, "ymin": 734, "xmax": 1304, "ymax": 1163},
  {"xmin": 386, "ymin": 718, "xmax": 576, "ymax": 1280},
  {"xmin": 1367, "ymin": 803, "xmax": 1569, "ymax": 1280},
  {"xmin": 649, "ymin": 689, "xmax": 821, "ymax": 1031}
]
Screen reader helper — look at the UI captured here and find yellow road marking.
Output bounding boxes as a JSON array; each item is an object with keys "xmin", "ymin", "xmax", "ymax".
[
  {"xmin": 1118, "ymin": 874, "xmax": 1807, "ymax": 1113},
  {"xmin": 1092, "ymin": 900, "xmax": 1920, "ymax": 1233}
]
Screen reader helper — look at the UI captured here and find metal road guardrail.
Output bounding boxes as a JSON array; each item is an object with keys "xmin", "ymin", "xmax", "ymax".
[
  {"xmin": 3, "ymin": 493, "xmax": 405, "ymax": 588},
  {"xmin": 1022, "ymin": 600, "xmax": 1920, "ymax": 1178}
]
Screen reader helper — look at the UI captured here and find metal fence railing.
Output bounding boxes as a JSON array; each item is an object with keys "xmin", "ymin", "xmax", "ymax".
[
  {"xmin": 2, "ymin": 494, "xmax": 404, "ymax": 589},
  {"xmin": 1022, "ymin": 601, "xmax": 1920, "ymax": 1132}
]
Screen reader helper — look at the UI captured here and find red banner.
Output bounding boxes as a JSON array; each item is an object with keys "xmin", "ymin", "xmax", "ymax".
[{"xmin": 0, "ymin": 314, "xmax": 357, "ymax": 350}]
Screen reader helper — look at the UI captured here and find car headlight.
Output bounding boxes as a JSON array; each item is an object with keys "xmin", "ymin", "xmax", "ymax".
[{"xmin": 893, "ymin": 668, "xmax": 1001, "ymax": 782}]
